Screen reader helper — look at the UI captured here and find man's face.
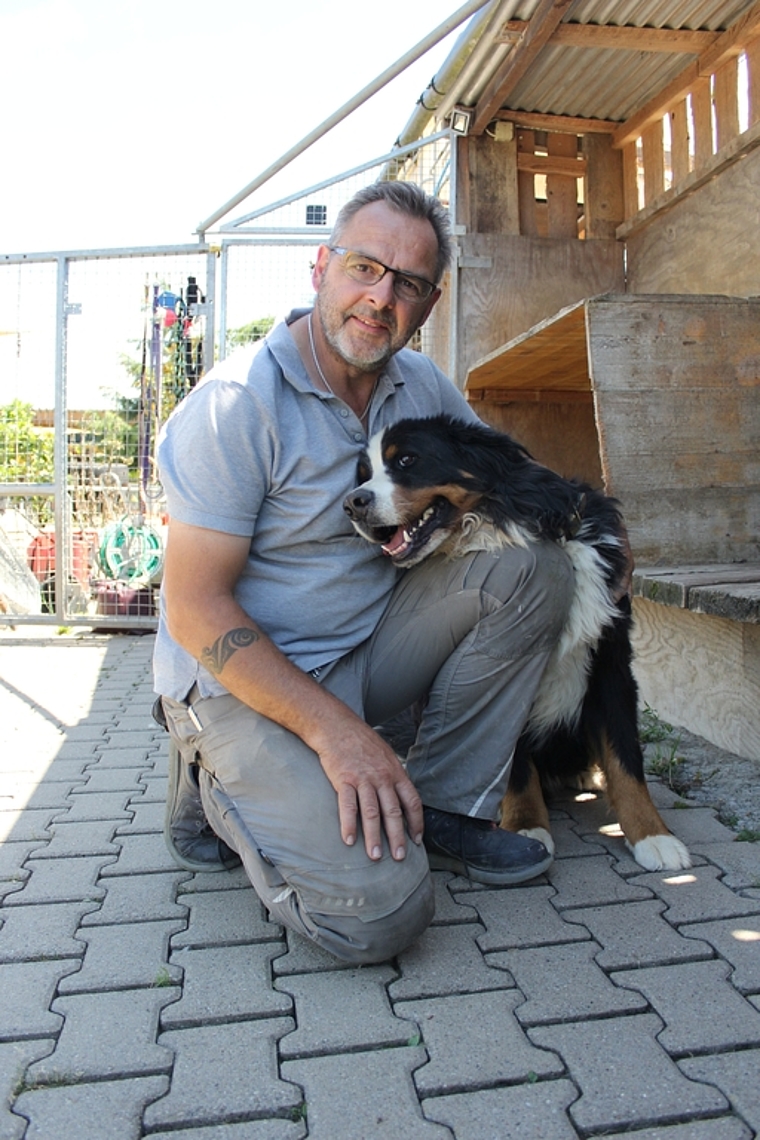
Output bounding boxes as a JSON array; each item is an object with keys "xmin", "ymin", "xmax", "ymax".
[{"xmin": 312, "ymin": 201, "xmax": 441, "ymax": 374}]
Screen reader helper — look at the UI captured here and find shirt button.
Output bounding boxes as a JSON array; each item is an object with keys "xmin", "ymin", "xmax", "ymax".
[
  {"xmin": 340, "ymin": 408, "xmax": 349, "ymax": 418},
  {"xmin": 353, "ymin": 432, "xmax": 364, "ymax": 442}
]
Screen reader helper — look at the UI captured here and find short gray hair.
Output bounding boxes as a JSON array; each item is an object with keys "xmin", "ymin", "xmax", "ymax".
[{"xmin": 330, "ymin": 182, "xmax": 453, "ymax": 284}]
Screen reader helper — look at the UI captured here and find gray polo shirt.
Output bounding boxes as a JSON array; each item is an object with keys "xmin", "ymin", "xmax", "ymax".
[{"xmin": 153, "ymin": 312, "xmax": 478, "ymax": 700}]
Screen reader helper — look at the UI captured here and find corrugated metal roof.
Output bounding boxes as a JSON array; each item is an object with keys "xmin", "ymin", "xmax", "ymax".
[{"xmin": 402, "ymin": 0, "xmax": 758, "ymax": 137}]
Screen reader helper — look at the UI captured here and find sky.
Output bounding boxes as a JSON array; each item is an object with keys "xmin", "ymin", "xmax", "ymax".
[{"xmin": 0, "ymin": 0, "xmax": 474, "ymax": 254}]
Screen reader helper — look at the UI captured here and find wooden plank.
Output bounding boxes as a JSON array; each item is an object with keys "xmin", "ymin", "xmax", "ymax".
[
  {"xmin": 546, "ymin": 132, "xmax": 580, "ymax": 237},
  {"xmin": 614, "ymin": 487, "xmax": 760, "ymax": 564},
  {"xmin": 469, "ymin": 134, "xmax": 520, "ymax": 234},
  {"xmin": 747, "ymin": 37, "xmax": 760, "ymax": 126},
  {"xmin": 473, "ymin": 399, "xmax": 603, "ymax": 487},
  {"xmin": 496, "ymin": 110, "xmax": 616, "ymax": 135},
  {"xmin": 622, "ymin": 142, "xmax": 640, "ymax": 218},
  {"xmin": 634, "ymin": 564, "xmax": 760, "ymax": 608},
  {"xmin": 691, "ymin": 76, "xmax": 714, "ymax": 167},
  {"xmin": 583, "ymin": 133, "xmax": 624, "ymax": 240},
  {"xmin": 517, "ymin": 128, "xmax": 539, "ymax": 236},
  {"xmin": 669, "ymin": 99, "xmax": 691, "ymax": 184},
  {"xmin": 516, "ymin": 152, "xmax": 586, "ymax": 177},
  {"xmin": 714, "ymin": 56, "xmax": 740, "ymax": 150},
  {"xmin": 467, "ymin": 388, "xmax": 593, "ymax": 404},
  {"xmin": 641, "ymin": 119, "xmax": 665, "ymax": 203},
  {"xmin": 497, "ymin": 20, "xmax": 720, "ymax": 55}
]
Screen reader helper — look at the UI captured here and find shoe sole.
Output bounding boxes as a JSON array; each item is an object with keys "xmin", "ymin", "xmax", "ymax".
[
  {"xmin": 164, "ymin": 741, "xmax": 234, "ymax": 874},
  {"xmin": 425, "ymin": 848, "xmax": 554, "ymax": 885}
]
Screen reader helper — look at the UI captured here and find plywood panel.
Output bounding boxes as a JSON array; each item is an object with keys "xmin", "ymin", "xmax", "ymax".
[
  {"xmin": 472, "ymin": 399, "xmax": 603, "ymax": 486},
  {"xmin": 584, "ymin": 133, "xmax": 625, "ymax": 240},
  {"xmin": 456, "ymin": 234, "xmax": 624, "ymax": 382},
  {"xmin": 625, "ymin": 145, "xmax": 760, "ymax": 294},
  {"xmin": 632, "ymin": 598, "xmax": 760, "ymax": 759}
]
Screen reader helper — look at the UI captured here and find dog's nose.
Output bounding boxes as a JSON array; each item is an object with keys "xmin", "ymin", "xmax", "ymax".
[{"xmin": 343, "ymin": 489, "xmax": 374, "ymax": 520}]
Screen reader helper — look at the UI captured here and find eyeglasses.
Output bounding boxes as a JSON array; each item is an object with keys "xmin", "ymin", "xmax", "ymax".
[{"xmin": 328, "ymin": 247, "xmax": 437, "ymax": 304}]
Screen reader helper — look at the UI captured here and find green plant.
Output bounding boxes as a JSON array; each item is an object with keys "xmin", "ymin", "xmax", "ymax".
[
  {"xmin": 639, "ymin": 705, "xmax": 674, "ymax": 744},
  {"xmin": 152, "ymin": 967, "xmax": 172, "ymax": 987},
  {"xmin": 735, "ymin": 829, "xmax": 760, "ymax": 843}
]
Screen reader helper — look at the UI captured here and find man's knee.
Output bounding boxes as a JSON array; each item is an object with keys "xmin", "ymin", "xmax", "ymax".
[{"xmin": 309, "ymin": 871, "xmax": 435, "ymax": 965}]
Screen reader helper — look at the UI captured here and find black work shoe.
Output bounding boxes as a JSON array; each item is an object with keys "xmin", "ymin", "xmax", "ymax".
[
  {"xmin": 422, "ymin": 806, "xmax": 553, "ymax": 885},
  {"xmin": 160, "ymin": 729, "xmax": 241, "ymax": 875}
]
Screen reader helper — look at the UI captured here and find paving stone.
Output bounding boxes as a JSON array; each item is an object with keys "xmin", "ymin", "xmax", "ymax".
[
  {"xmin": 429, "ymin": 871, "xmax": 480, "ymax": 925},
  {"xmin": 277, "ymin": 965, "xmax": 405, "ymax": 1057},
  {"xmin": 0, "ymin": 1039, "xmax": 55, "ymax": 1140},
  {"xmin": 550, "ymin": 787, "xmax": 618, "ymax": 835},
  {"xmin": 50, "ymin": 790, "xmax": 134, "ymax": 823},
  {"xmin": 680, "ymin": 1049, "xmax": 760, "ymax": 1135},
  {"xmin": 599, "ymin": 1120, "xmax": 753, "ymax": 1140},
  {"xmin": 178, "ymin": 864, "xmax": 251, "ymax": 893},
  {"xmin": 102, "ymin": 729, "xmax": 158, "ymax": 749},
  {"xmin": 0, "ymin": 959, "xmax": 80, "ymax": 1039},
  {"xmin": 165, "ymin": 943, "xmax": 290, "ymax": 1028},
  {"xmin": 135, "ymin": 772, "xmax": 169, "ymax": 801},
  {"xmin": 28, "ymin": 819, "xmax": 120, "ymax": 858},
  {"xmin": 679, "ymin": 915, "xmax": 760, "ymax": 992},
  {"xmin": 529, "ymin": 1014, "xmax": 727, "ymax": 1133},
  {"xmin": 563, "ymin": 899, "xmax": 714, "ymax": 970},
  {"xmin": 0, "ymin": 810, "xmax": 54, "ymax": 845},
  {"xmin": 170, "ymin": 886, "xmax": 277, "ymax": 949},
  {"xmin": 390, "ymin": 922, "xmax": 512, "ymax": 1000},
  {"xmin": 629, "ymin": 864, "xmax": 760, "ymax": 923},
  {"xmin": 3, "ymin": 855, "xmax": 114, "ymax": 905},
  {"xmin": 422, "ymin": 1078, "xmax": 580, "ymax": 1139},
  {"xmin": 118, "ymin": 799, "xmax": 165, "ymax": 833},
  {"xmin": 13, "ymin": 1075, "xmax": 169, "ymax": 1140},
  {"xmin": 147, "ymin": 1124, "xmax": 306, "ymax": 1140},
  {"xmin": 72, "ymin": 767, "xmax": 148, "ymax": 794},
  {"xmin": 145, "ymin": 1019, "xmax": 298, "ymax": 1129},
  {"xmin": 0, "ymin": 900, "xmax": 97, "ymax": 962},
  {"xmin": 659, "ymin": 807, "xmax": 746, "ymax": 847},
  {"xmin": 271, "ymin": 931, "xmax": 355, "ymax": 975},
  {"xmin": 28, "ymin": 988, "xmax": 178, "ymax": 1081},
  {"xmin": 471, "ymin": 884, "xmax": 590, "ymax": 951},
  {"xmin": 394, "ymin": 990, "xmax": 564, "ymax": 1095},
  {"xmin": 551, "ymin": 817, "xmax": 607, "ymax": 858},
  {"xmin": 282, "ymin": 1046, "xmax": 451, "ymax": 1139},
  {"xmin": 547, "ymin": 854, "xmax": 654, "ymax": 910},
  {"xmin": 58, "ymin": 919, "xmax": 185, "ymax": 993},
  {"xmin": 16, "ymin": 783, "xmax": 86, "ymax": 812},
  {"xmin": 80, "ymin": 870, "xmax": 189, "ymax": 925},
  {"xmin": 611, "ymin": 960, "xmax": 760, "ymax": 1054},
  {"xmin": 697, "ymin": 841, "xmax": 760, "ymax": 890},
  {"xmin": 36, "ymin": 758, "xmax": 92, "ymax": 781},
  {"xmin": 99, "ymin": 831, "xmax": 185, "ymax": 875},
  {"xmin": 60, "ymin": 724, "xmax": 109, "ymax": 743},
  {"xmin": 89, "ymin": 747, "xmax": 157, "ymax": 768},
  {"xmin": 490, "ymin": 940, "xmax": 648, "ymax": 1024},
  {"xmin": 0, "ymin": 841, "xmax": 35, "ymax": 882}
]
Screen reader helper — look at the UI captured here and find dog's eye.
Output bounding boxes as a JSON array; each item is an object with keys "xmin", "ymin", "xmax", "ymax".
[{"xmin": 397, "ymin": 453, "xmax": 417, "ymax": 469}]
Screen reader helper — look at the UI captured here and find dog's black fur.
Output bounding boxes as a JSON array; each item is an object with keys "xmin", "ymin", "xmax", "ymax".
[{"xmin": 344, "ymin": 415, "xmax": 690, "ymax": 871}]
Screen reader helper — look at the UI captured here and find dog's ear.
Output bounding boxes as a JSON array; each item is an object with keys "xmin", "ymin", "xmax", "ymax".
[{"xmin": 356, "ymin": 452, "xmax": 372, "ymax": 486}]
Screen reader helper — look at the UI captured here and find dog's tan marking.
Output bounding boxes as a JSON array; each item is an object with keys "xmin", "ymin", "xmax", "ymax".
[{"xmin": 499, "ymin": 761, "xmax": 550, "ymax": 835}]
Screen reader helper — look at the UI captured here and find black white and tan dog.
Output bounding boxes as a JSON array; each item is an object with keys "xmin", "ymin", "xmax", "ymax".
[{"xmin": 343, "ymin": 414, "xmax": 690, "ymax": 872}]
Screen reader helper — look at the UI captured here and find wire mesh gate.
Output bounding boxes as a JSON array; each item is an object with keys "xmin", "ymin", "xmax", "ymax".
[{"xmin": 0, "ymin": 133, "xmax": 454, "ymax": 629}]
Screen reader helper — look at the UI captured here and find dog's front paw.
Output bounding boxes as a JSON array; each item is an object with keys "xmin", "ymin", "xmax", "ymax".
[
  {"xmin": 629, "ymin": 833, "xmax": 691, "ymax": 871},
  {"xmin": 518, "ymin": 826, "xmax": 555, "ymax": 857}
]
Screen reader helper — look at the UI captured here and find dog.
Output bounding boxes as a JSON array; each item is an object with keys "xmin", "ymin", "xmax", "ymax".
[{"xmin": 343, "ymin": 414, "xmax": 691, "ymax": 872}]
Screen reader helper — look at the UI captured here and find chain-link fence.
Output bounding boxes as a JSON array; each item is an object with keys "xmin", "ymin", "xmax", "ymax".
[{"xmin": 0, "ymin": 134, "xmax": 454, "ymax": 628}]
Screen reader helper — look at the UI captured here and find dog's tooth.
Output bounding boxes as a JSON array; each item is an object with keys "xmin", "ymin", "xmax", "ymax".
[{"xmin": 403, "ymin": 529, "xmax": 412, "ymax": 542}]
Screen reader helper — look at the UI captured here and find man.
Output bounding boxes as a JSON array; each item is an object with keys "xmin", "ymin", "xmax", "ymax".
[{"xmin": 153, "ymin": 181, "xmax": 574, "ymax": 964}]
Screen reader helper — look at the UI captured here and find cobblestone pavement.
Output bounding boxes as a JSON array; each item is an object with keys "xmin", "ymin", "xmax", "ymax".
[{"xmin": 1, "ymin": 630, "xmax": 759, "ymax": 1140}]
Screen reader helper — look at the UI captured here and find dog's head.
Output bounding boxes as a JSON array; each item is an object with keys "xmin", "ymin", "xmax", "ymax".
[{"xmin": 343, "ymin": 415, "xmax": 530, "ymax": 568}]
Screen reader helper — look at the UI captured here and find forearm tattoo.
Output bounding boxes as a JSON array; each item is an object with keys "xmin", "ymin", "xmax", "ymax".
[{"xmin": 201, "ymin": 628, "xmax": 259, "ymax": 675}]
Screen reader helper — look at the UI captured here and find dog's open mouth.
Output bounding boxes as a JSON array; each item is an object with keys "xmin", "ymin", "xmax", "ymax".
[{"xmin": 375, "ymin": 498, "xmax": 450, "ymax": 564}]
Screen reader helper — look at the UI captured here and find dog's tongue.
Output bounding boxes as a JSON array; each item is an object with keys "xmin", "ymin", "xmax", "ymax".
[{"xmin": 381, "ymin": 527, "xmax": 408, "ymax": 557}]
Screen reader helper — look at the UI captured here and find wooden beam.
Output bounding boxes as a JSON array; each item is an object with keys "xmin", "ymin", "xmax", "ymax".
[
  {"xmin": 467, "ymin": 389, "xmax": 593, "ymax": 404},
  {"xmin": 496, "ymin": 20, "xmax": 720, "ymax": 55},
  {"xmin": 471, "ymin": 0, "xmax": 576, "ymax": 137},
  {"xmin": 495, "ymin": 110, "xmax": 617, "ymax": 134},
  {"xmin": 516, "ymin": 152, "xmax": 586, "ymax": 177},
  {"xmin": 613, "ymin": 0, "xmax": 760, "ymax": 148}
]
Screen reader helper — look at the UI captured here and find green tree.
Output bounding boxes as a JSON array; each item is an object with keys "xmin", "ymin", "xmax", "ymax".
[
  {"xmin": 226, "ymin": 316, "xmax": 275, "ymax": 353},
  {"xmin": 0, "ymin": 400, "xmax": 55, "ymax": 484}
]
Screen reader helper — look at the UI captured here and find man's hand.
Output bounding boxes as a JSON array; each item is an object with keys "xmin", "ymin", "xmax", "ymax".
[{"xmin": 313, "ymin": 719, "xmax": 424, "ymax": 863}]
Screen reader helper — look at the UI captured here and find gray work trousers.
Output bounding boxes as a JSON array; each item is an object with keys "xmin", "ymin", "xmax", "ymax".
[{"xmin": 161, "ymin": 540, "xmax": 573, "ymax": 964}]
